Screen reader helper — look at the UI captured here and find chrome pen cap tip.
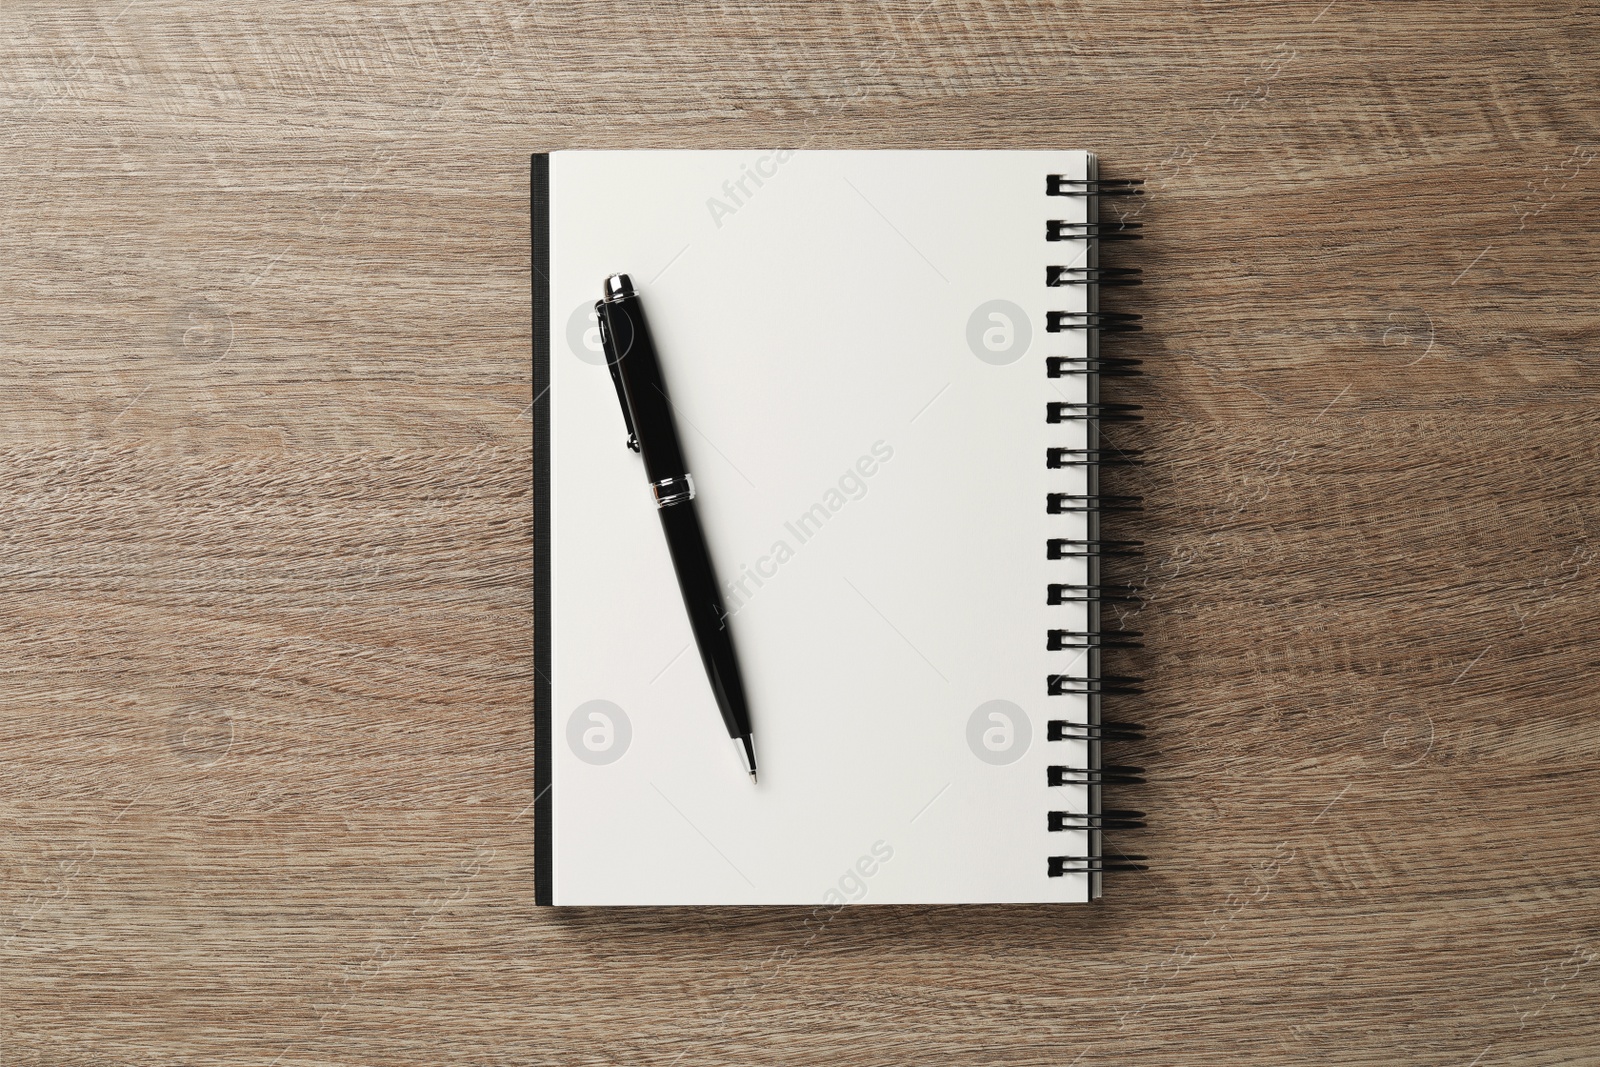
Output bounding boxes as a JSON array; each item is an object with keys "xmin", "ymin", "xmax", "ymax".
[{"xmin": 603, "ymin": 273, "xmax": 636, "ymax": 301}]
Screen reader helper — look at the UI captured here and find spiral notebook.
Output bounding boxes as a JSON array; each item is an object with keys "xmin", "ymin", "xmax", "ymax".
[{"xmin": 533, "ymin": 150, "xmax": 1145, "ymax": 906}]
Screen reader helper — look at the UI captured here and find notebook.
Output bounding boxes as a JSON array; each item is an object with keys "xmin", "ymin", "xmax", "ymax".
[{"xmin": 532, "ymin": 150, "xmax": 1145, "ymax": 906}]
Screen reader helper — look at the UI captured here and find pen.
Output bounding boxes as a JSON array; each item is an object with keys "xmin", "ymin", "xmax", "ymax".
[{"xmin": 596, "ymin": 273, "xmax": 758, "ymax": 783}]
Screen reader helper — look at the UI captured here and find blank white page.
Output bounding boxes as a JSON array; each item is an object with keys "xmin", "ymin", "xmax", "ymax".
[{"xmin": 547, "ymin": 150, "xmax": 1092, "ymax": 904}]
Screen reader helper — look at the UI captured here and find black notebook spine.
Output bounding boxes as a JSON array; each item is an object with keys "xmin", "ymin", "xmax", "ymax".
[
  {"xmin": 1043, "ymin": 162, "xmax": 1147, "ymax": 898},
  {"xmin": 532, "ymin": 153, "xmax": 555, "ymax": 907}
]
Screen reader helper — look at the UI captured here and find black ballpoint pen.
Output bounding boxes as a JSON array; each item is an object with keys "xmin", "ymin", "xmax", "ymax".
[{"xmin": 596, "ymin": 273, "xmax": 758, "ymax": 783}]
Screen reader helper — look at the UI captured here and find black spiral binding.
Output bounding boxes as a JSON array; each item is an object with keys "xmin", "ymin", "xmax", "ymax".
[{"xmin": 1044, "ymin": 165, "xmax": 1147, "ymax": 894}]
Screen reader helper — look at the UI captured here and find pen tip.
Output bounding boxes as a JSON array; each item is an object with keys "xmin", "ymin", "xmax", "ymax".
[{"xmin": 733, "ymin": 736, "xmax": 757, "ymax": 782}]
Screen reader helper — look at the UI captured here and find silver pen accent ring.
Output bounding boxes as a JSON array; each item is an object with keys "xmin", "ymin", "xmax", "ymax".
[{"xmin": 651, "ymin": 474, "xmax": 695, "ymax": 508}]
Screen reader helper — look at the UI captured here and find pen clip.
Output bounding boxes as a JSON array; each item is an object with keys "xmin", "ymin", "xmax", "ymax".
[{"xmin": 596, "ymin": 299, "xmax": 640, "ymax": 453}]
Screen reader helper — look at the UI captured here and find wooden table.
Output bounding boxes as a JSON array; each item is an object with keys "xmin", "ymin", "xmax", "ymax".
[{"xmin": 3, "ymin": 2, "xmax": 1598, "ymax": 1063}]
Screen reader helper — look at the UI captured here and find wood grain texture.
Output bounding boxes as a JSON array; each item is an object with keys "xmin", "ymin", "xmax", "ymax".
[{"xmin": 2, "ymin": 1, "xmax": 1599, "ymax": 1063}]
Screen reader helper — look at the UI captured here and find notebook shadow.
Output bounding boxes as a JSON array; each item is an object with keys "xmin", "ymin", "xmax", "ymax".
[{"xmin": 548, "ymin": 882, "xmax": 1161, "ymax": 962}]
